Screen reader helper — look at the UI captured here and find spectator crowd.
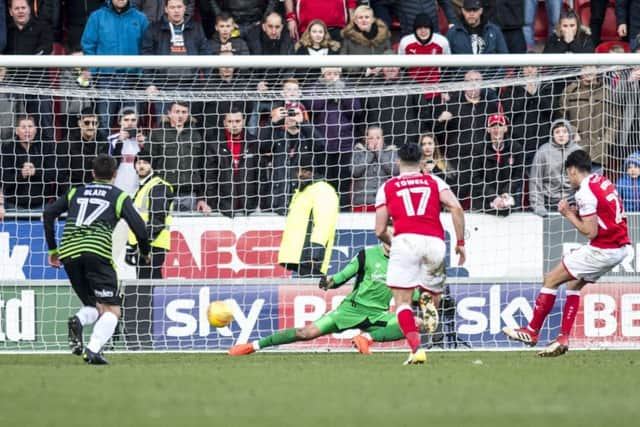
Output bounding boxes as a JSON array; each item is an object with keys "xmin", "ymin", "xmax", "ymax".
[{"xmin": 1, "ymin": 0, "xmax": 640, "ymax": 221}]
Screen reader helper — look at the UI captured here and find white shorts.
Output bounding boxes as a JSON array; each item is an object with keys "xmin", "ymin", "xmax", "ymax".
[
  {"xmin": 562, "ymin": 244, "xmax": 632, "ymax": 283},
  {"xmin": 386, "ymin": 233, "xmax": 446, "ymax": 294}
]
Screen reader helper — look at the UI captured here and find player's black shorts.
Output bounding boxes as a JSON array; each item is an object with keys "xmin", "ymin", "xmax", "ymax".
[{"xmin": 62, "ymin": 253, "xmax": 121, "ymax": 306}]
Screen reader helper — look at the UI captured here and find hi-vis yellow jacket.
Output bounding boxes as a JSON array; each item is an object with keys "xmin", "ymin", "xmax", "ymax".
[
  {"xmin": 128, "ymin": 175, "xmax": 173, "ymax": 250},
  {"xmin": 277, "ymin": 180, "xmax": 339, "ymax": 274}
]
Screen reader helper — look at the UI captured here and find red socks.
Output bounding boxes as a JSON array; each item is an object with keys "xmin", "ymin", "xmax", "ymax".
[
  {"xmin": 561, "ymin": 291, "xmax": 581, "ymax": 336},
  {"xmin": 528, "ymin": 288, "xmax": 558, "ymax": 333},
  {"xmin": 397, "ymin": 305, "xmax": 420, "ymax": 352}
]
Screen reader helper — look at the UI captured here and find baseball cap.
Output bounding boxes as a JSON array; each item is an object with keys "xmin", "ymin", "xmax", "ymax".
[
  {"xmin": 487, "ymin": 114, "xmax": 506, "ymax": 127},
  {"xmin": 463, "ymin": 0, "xmax": 482, "ymax": 9}
]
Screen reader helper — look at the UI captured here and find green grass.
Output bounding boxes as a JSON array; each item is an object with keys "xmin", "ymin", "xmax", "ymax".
[{"xmin": 0, "ymin": 351, "xmax": 638, "ymax": 427}]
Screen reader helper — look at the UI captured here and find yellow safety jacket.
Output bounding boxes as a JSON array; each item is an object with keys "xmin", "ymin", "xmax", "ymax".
[
  {"xmin": 277, "ymin": 180, "xmax": 339, "ymax": 274},
  {"xmin": 128, "ymin": 175, "xmax": 173, "ymax": 250}
]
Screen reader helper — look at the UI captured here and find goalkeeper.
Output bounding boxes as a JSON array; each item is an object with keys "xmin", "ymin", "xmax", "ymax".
[{"xmin": 228, "ymin": 225, "xmax": 438, "ymax": 356}]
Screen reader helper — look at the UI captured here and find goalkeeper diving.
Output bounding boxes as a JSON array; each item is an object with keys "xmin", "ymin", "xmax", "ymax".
[{"xmin": 228, "ymin": 224, "xmax": 438, "ymax": 356}]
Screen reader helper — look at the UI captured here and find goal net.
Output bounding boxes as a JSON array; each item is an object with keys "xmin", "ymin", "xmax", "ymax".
[{"xmin": 0, "ymin": 54, "xmax": 638, "ymax": 352}]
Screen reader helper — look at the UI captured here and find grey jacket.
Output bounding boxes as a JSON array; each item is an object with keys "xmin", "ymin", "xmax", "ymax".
[
  {"xmin": 529, "ymin": 119, "xmax": 582, "ymax": 216},
  {"xmin": 351, "ymin": 143, "xmax": 398, "ymax": 206}
]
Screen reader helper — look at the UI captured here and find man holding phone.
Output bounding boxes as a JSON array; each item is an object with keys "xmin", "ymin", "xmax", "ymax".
[
  {"xmin": 258, "ymin": 105, "xmax": 325, "ymax": 214},
  {"xmin": 108, "ymin": 107, "xmax": 146, "ymax": 197}
]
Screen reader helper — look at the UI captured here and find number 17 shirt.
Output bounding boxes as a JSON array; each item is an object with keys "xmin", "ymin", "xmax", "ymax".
[{"xmin": 375, "ymin": 172, "xmax": 450, "ymax": 240}]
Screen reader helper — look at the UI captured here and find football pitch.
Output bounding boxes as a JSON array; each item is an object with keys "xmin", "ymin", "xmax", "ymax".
[{"xmin": 1, "ymin": 351, "xmax": 637, "ymax": 427}]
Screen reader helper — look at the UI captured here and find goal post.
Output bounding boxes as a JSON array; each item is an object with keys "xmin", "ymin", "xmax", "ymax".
[{"xmin": 0, "ymin": 54, "xmax": 638, "ymax": 353}]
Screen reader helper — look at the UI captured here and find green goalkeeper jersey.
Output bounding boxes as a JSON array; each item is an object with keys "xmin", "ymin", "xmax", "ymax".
[{"xmin": 331, "ymin": 245, "xmax": 393, "ymax": 312}]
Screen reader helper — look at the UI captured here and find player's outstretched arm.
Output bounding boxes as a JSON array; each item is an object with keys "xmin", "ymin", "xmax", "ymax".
[{"xmin": 440, "ymin": 188, "xmax": 466, "ymax": 266}]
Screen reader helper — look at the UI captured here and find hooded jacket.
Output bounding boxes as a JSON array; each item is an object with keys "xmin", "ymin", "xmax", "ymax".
[
  {"xmin": 81, "ymin": 0, "xmax": 149, "ymax": 74},
  {"xmin": 617, "ymin": 151, "xmax": 640, "ymax": 213},
  {"xmin": 447, "ymin": 17, "xmax": 509, "ymax": 54},
  {"xmin": 351, "ymin": 143, "xmax": 398, "ymax": 207},
  {"xmin": 529, "ymin": 119, "xmax": 583, "ymax": 215}
]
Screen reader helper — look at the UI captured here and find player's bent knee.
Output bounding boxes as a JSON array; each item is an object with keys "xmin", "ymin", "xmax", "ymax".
[{"xmin": 97, "ymin": 303, "xmax": 121, "ymax": 319}]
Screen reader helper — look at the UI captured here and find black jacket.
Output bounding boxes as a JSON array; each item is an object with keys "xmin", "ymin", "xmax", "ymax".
[
  {"xmin": 55, "ymin": 129, "xmax": 109, "ymax": 195},
  {"xmin": 471, "ymin": 138, "xmax": 525, "ymax": 215},
  {"xmin": 258, "ymin": 122, "xmax": 325, "ymax": 214},
  {"xmin": 149, "ymin": 121, "xmax": 206, "ymax": 198},
  {"xmin": 63, "ymin": 0, "xmax": 103, "ymax": 51},
  {"xmin": 205, "ymin": 130, "xmax": 260, "ymax": 217},
  {"xmin": 1, "ymin": 140, "xmax": 56, "ymax": 209},
  {"xmin": 141, "ymin": 17, "xmax": 211, "ymax": 88},
  {"xmin": 501, "ymin": 81, "xmax": 561, "ymax": 164},
  {"xmin": 363, "ymin": 76, "xmax": 421, "ymax": 147},
  {"xmin": 483, "ymin": 0, "xmax": 525, "ymax": 30},
  {"xmin": 543, "ymin": 33, "xmax": 595, "ymax": 53},
  {"xmin": 4, "ymin": 17, "xmax": 53, "ymax": 85},
  {"xmin": 208, "ymin": 0, "xmax": 277, "ymax": 25}
]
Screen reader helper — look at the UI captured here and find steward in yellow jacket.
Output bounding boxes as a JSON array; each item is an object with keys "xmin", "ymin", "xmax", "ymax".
[
  {"xmin": 125, "ymin": 149, "xmax": 174, "ymax": 279},
  {"xmin": 278, "ymin": 159, "xmax": 339, "ymax": 276}
]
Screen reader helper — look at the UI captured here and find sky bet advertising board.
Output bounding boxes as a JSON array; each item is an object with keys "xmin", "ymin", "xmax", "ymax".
[{"xmin": 150, "ymin": 283, "xmax": 640, "ymax": 351}]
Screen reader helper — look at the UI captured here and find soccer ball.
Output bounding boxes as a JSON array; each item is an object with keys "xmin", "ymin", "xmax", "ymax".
[{"xmin": 207, "ymin": 301, "xmax": 234, "ymax": 328}]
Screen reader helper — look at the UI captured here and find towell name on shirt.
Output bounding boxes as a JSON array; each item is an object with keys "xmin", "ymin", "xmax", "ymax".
[{"xmin": 393, "ymin": 178, "xmax": 432, "ymax": 188}]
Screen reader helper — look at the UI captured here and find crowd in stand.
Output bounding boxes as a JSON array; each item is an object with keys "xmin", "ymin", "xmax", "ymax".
[{"xmin": 1, "ymin": 0, "xmax": 640, "ymax": 221}]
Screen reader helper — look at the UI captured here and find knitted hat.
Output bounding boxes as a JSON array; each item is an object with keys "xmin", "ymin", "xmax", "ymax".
[
  {"xmin": 624, "ymin": 151, "xmax": 640, "ymax": 169},
  {"xmin": 413, "ymin": 13, "xmax": 433, "ymax": 31},
  {"xmin": 136, "ymin": 146, "xmax": 152, "ymax": 164}
]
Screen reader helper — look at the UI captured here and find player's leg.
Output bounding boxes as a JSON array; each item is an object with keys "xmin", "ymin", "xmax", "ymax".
[
  {"xmin": 538, "ymin": 245, "xmax": 631, "ymax": 356},
  {"xmin": 62, "ymin": 258, "xmax": 99, "ymax": 355},
  {"xmin": 537, "ymin": 278, "xmax": 587, "ymax": 357},
  {"xmin": 503, "ymin": 260, "xmax": 573, "ymax": 346},
  {"xmin": 83, "ymin": 255, "xmax": 122, "ymax": 365},
  {"xmin": 229, "ymin": 312, "xmax": 339, "ymax": 356},
  {"xmin": 353, "ymin": 312, "xmax": 409, "ymax": 354},
  {"xmin": 386, "ymin": 235, "xmax": 429, "ymax": 364}
]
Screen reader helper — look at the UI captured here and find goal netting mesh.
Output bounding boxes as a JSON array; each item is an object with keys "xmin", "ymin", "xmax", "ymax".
[{"xmin": 0, "ymin": 54, "xmax": 638, "ymax": 352}]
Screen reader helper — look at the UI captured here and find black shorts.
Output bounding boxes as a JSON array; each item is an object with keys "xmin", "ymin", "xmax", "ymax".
[{"xmin": 62, "ymin": 253, "xmax": 121, "ymax": 306}]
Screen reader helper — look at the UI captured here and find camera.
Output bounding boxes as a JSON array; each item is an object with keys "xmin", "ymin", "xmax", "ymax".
[
  {"xmin": 287, "ymin": 108, "xmax": 297, "ymax": 117},
  {"xmin": 123, "ymin": 128, "xmax": 138, "ymax": 136}
]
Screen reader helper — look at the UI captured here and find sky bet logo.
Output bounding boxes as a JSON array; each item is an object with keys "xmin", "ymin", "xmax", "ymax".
[{"xmin": 156, "ymin": 286, "xmax": 276, "ymax": 346}]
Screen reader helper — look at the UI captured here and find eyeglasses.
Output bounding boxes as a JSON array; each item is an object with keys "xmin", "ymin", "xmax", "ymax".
[{"xmin": 82, "ymin": 120, "xmax": 98, "ymax": 126}]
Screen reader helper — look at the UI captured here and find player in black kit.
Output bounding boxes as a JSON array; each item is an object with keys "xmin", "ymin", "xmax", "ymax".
[{"xmin": 43, "ymin": 154, "xmax": 151, "ymax": 364}]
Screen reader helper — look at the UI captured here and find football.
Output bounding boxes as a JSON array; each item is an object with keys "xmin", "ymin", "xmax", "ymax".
[{"xmin": 207, "ymin": 301, "xmax": 234, "ymax": 328}]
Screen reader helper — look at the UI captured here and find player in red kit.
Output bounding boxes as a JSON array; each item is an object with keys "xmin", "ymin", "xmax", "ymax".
[
  {"xmin": 375, "ymin": 143, "xmax": 466, "ymax": 364},
  {"xmin": 504, "ymin": 150, "xmax": 632, "ymax": 357}
]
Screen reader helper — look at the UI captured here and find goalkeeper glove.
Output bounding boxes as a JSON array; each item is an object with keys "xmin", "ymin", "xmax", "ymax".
[
  {"xmin": 318, "ymin": 275, "xmax": 334, "ymax": 290},
  {"xmin": 124, "ymin": 244, "xmax": 138, "ymax": 266}
]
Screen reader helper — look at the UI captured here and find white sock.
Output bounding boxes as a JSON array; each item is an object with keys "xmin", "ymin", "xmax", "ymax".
[
  {"xmin": 87, "ymin": 312, "xmax": 118, "ymax": 353},
  {"xmin": 252, "ymin": 341, "xmax": 261, "ymax": 351},
  {"xmin": 75, "ymin": 306, "xmax": 99, "ymax": 326}
]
